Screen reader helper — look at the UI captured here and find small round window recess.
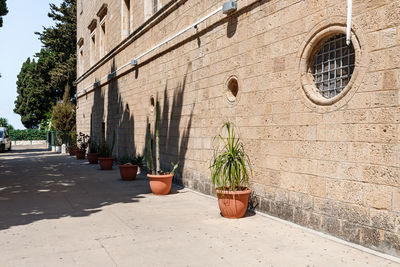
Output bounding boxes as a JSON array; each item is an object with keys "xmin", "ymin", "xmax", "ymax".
[
  {"xmin": 311, "ymin": 34, "xmax": 355, "ymax": 100},
  {"xmin": 150, "ymin": 96, "xmax": 155, "ymax": 111},
  {"xmin": 225, "ymin": 76, "xmax": 239, "ymax": 103}
]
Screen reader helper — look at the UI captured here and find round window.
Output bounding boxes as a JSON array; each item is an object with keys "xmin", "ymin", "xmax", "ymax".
[
  {"xmin": 312, "ymin": 34, "xmax": 355, "ymax": 99},
  {"xmin": 150, "ymin": 96, "xmax": 155, "ymax": 111},
  {"xmin": 226, "ymin": 76, "xmax": 239, "ymax": 102}
]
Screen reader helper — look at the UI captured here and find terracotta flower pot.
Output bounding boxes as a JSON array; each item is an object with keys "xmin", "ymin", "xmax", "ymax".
[
  {"xmin": 147, "ymin": 173, "xmax": 173, "ymax": 195},
  {"xmin": 119, "ymin": 165, "xmax": 138, "ymax": 181},
  {"xmin": 87, "ymin": 153, "xmax": 98, "ymax": 164},
  {"xmin": 216, "ymin": 188, "xmax": 251, "ymax": 219},
  {"xmin": 75, "ymin": 149, "xmax": 86, "ymax": 160},
  {"xmin": 99, "ymin": 157, "xmax": 114, "ymax": 170},
  {"xmin": 68, "ymin": 148, "xmax": 76, "ymax": 156}
]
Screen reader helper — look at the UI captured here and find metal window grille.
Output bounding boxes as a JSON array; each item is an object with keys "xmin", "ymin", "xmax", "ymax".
[{"xmin": 313, "ymin": 34, "xmax": 355, "ymax": 99}]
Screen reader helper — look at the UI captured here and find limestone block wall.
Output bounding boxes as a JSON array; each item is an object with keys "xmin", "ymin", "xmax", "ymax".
[{"xmin": 76, "ymin": 0, "xmax": 400, "ymax": 256}]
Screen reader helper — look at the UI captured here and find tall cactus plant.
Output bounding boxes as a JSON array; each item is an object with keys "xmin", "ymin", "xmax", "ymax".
[
  {"xmin": 145, "ymin": 97, "xmax": 179, "ymax": 175},
  {"xmin": 145, "ymin": 99, "xmax": 160, "ymax": 174},
  {"xmin": 145, "ymin": 122, "xmax": 153, "ymax": 173},
  {"xmin": 155, "ymin": 100, "xmax": 160, "ymax": 173}
]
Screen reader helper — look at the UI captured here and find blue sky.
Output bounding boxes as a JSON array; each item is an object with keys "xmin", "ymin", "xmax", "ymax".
[{"xmin": 0, "ymin": 0, "xmax": 62, "ymax": 129}]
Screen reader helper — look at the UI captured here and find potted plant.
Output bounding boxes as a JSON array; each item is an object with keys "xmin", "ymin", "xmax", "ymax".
[
  {"xmin": 76, "ymin": 132, "xmax": 89, "ymax": 160},
  {"xmin": 146, "ymin": 100, "xmax": 179, "ymax": 195},
  {"xmin": 210, "ymin": 122, "xmax": 252, "ymax": 219},
  {"xmin": 87, "ymin": 139, "xmax": 99, "ymax": 164},
  {"xmin": 68, "ymin": 145, "xmax": 77, "ymax": 156},
  {"xmin": 68, "ymin": 132, "xmax": 78, "ymax": 156},
  {"xmin": 98, "ymin": 135, "xmax": 115, "ymax": 170},
  {"xmin": 118, "ymin": 154, "xmax": 144, "ymax": 181}
]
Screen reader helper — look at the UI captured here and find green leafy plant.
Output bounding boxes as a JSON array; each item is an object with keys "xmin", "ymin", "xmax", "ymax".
[
  {"xmin": 51, "ymin": 84, "xmax": 76, "ymax": 133},
  {"xmin": 145, "ymin": 122, "xmax": 153, "ymax": 172},
  {"xmin": 170, "ymin": 162, "xmax": 179, "ymax": 175},
  {"xmin": 0, "ymin": 0, "xmax": 9, "ymax": 28},
  {"xmin": 118, "ymin": 154, "xmax": 133, "ymax": 165},
  {"xmin": 9, "ymin": 129, "xmax": 47, "ymax": 140},
  {"xmin": 15, "ymin": 0, "xmax": 76, "ymax": 128},
  {"xmin": 145, "ymin": 99, "xmax": 178, "ymax": 175},
  {"xmin": 118, "ymin": 154, "xmax": 144, "ymax": 167},
  {"xmin": 88, "ymin": 139, "xmax": 98, "ymax": 154},
  {"xmin": 132, "ymin": 155, "xmax": 144, "ymax": 169},
  {"xmin": 77, "ymin": 132, "xmax": 89, "ymax": 151},
  {"xmin": 98, "ymin": 132, "xmax": 115, "ymax": 158},
  {"xmin": 0, "ymin": 117, "xmax": 8, "ymax": 127},
  {"xmin": 210, "ymin": 122, "xmax": 251, "ymax": 191},
  {"xmin": 98, "ymin": 141, "xmax": 112, "ymax": 157},
  {"xmin": 67, "ymin": 131, "xmax": 77, "ymax": 149}
]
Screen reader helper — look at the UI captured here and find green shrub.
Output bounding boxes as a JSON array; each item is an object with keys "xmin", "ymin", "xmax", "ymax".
[
  {"xmin": 118, "ymin": 154, "xmax": 132, "ymax": 165},
  {"xmin": 0, "ymin": 117, "xmax": 8, "ymax": 127},
  {"xmin": 88, "ymin": 140, "xmax": 98, "ymax": 153},
  {"xmin": 118, "ymin": 154, "xmax": 144, "ymax": 167},
  {"xmin": 9, "ymin": 129, "xmax": 47, "ymax": 141},
  {"xmin": 98, "ymin": 141, "xmax": 113, "ymax": 157},
  {"xmin": 210, "ymin": 122, "xmax": 252, "ymax": 191},
  {"xmin": 98, "ymin": 133, "xmax": 115, "ymax": 158},
  {"xmin": 51, "ymin": 84, "xmax": 76, "ymax": 132}
]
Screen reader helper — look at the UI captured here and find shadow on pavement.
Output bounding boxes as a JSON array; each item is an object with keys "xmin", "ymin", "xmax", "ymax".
[
  {"xmin": 0, "ymin": 145, "xmax": 49, "ymax": 155},
  {"xmin": 0, "ymin": 148, "xmax": 162, "ymax": 231}
]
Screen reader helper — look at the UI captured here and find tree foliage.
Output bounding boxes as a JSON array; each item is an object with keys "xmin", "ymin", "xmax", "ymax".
[
  {"xmin": 51, "ymin": 84, "xmax": 76, "ymax": 132},
  {"xmin": 37, "ymin": 0, "xmax": 77, "ymax": 101},
  {"xmin": 0, "ymin": 118, "xmax": 13, "ymax": 130},
  {"xmin": 0, "ymin": 0, "xmax": 8, "ymax": 27},
  {"xmin": 0, "ymin": 117, "xmax": 7, "ymax": 127},
  {"xmin": 14, "ymin": 0, "xmax": 76, "ymax": 128},
  {"xmin": 14, "ymin": 51, "xmax": 57, "ymax": 129}
]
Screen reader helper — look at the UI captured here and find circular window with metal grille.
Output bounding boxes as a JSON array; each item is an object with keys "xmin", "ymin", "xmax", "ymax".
[{"xmin": 312, "ymin": 34, "xmax": 355, "ymax": 99}]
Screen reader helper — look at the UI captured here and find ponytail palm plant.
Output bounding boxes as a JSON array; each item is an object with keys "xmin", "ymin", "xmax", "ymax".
[{"xmin": 210, "ymin": 122, "xmax": 251, "ymax": 191}]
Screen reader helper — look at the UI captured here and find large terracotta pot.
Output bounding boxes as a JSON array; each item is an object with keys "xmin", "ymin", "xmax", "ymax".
[
  {"xmin": 119, "ymin": 165, "xmax": 138, "ymax": 181},
  {"xmin": 216, "ymin": 188, "xmax": 251, "ymax": 219},
  {"xmin": 68, "ymin": 148, "xmax": 76, "ymax": 156},
  {"xmin": 99, "ymin": 157, "xmax": 114, "ymax": 170},
  {"xmin": 75, "ymin": 149, "xmax": 86, "ymax": 160},
  {"xmin": 87, "ymin": 153, "xmax": 98, "ymax": 164},
  {"xmin": 147, "ymin": 173, "xmax": 173, "ymax": 195}
]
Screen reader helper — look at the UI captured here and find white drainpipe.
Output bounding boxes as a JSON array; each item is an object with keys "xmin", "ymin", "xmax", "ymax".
[{"xmin": 346, "ymin": 0, "xmax": 352, "ymax": 45}]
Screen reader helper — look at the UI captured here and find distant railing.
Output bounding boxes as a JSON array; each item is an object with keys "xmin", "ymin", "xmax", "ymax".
[{"xmin": 48, "ymin": 131, "xmax": 75, "ymax": 147}]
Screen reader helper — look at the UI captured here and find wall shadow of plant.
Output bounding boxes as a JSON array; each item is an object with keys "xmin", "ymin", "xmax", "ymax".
[
  {"xmin": 91, "ymin": 59, "xmax": 136, "ymax": 157},
  {"xmin": 144, "ymin": 65, "xmax": 194, "ymax": 186}
]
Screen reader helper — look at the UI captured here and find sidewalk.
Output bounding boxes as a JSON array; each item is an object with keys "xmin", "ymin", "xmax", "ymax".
[{"xmin": 0, "ymin": 146, "xmax": 398, "ymax": 266}]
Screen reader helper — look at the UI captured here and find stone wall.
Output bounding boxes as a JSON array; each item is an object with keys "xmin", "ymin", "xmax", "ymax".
[
  {"xmin": 11, "ymin": 140, "xmax": 47, "ymax": 146},
  {"xmin": 76, "ymin": 0, "xmax": 400, "ymax": 256}
]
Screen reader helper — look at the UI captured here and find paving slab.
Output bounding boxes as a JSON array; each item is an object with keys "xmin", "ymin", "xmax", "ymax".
[{"xmin": 0, "ymin": 145, "xmax": 399, "ymax": 266}]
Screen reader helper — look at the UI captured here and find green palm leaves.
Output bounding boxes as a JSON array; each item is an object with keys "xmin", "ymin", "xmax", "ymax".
[{"xmin": 210, "ymin": 122, "xmax": 251, "ymax": 191}]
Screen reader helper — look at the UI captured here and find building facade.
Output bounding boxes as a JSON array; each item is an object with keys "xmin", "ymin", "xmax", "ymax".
[{"xmin": 76, "ymin": 0, "xmax": 400, "ymax": 256}]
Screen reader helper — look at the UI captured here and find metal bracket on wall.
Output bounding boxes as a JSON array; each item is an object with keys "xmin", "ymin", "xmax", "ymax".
[{"xmin": 222, "ymin": 0, "xmax": 237, "ymax": 15}]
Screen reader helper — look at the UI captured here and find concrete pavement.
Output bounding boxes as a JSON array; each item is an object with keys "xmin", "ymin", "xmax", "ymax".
[{"xmin": 0, "ymin": 145, "xmax": 399, "ymax": 266}]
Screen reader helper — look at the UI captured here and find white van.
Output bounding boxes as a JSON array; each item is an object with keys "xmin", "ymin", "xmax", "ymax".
[{"xmin": 0, "ymin": 127, "xmax": 11, "ymax": 152}]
